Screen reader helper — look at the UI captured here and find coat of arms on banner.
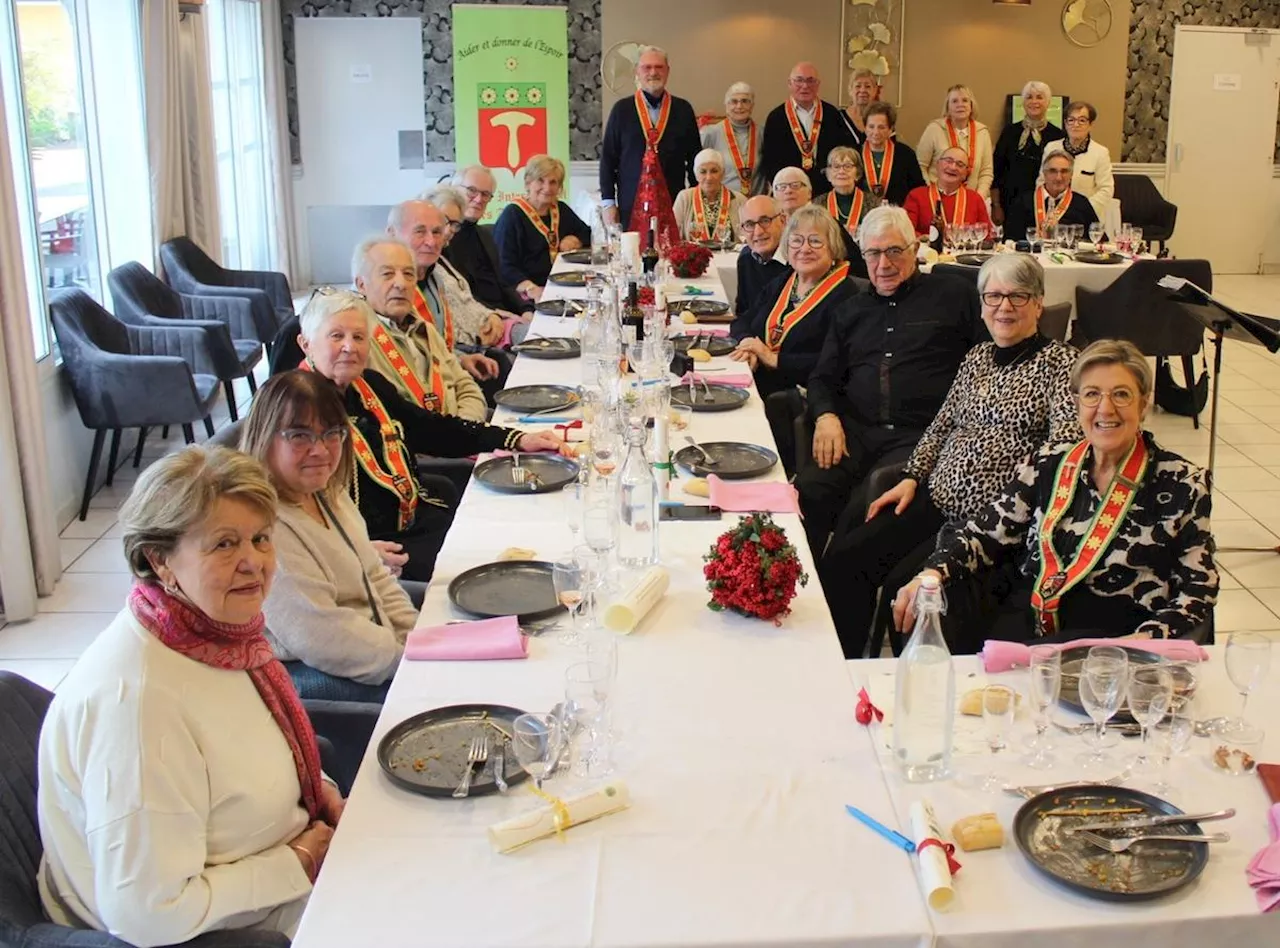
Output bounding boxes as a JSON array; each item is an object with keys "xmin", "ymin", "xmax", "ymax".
[{"xmin": 477, "ymin": 83, "xmax": 548, "ymax": 174}]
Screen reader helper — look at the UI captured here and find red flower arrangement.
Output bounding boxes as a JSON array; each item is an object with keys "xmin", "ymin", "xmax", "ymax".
[
  {"xmin": 703, "ymin": 513, "xmax": 809, "ymax": 623},
  {"xmin": 667, "ymin": 241, "xmax": 714, "ymax": 279},
  {"xmin": 637, "ymin": 285, "xmax": 655, "ymax": 307}
]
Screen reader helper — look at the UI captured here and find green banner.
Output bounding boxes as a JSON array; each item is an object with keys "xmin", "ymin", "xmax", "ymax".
[{"xmin": 453, "ymin": 4, "xmax": 570, "ymax": 223}]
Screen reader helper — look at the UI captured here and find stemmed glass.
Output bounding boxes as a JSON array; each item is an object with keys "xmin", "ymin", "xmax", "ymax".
[
  {"xmin": 1221, "ymin": 631, "xmax": 1271, "ymax": 744},
  {"xmin": 590, "ymin": 425, "xmax": 620, "ymax": 478},
  {"xmin": 1150, "ymin": 696, "xmax": 1195, "ymax": 796},
  {"xmin": 1024, "ymin": 645, "xmax": 1061, "ymax": 769},
  {"xmin": 511, "ymin": 712, "xmax": 565, "ymax": 790},
  {"xmin": 562, "ymin": 474, "xmax": 584, "ymax": 545},
  {"xmin": 1025, "ymin": 227, "xmax": 1038, "ymax": 250},
  {"xmin": 582, "ymin": 493, "xmax": 617, "ymax": 559},
  {"xmin": 978, "ymin": 685, "xmax": 1016, "ymax": 793},
  {"xmin": 1127, "ymin": 666, "xmax": 1174, "ymax": 771},
  {"xmin": 565, "ymin": 660, "xmax": 615, "ymax": 778},
  {"xmin": 1076, "ymin": 649, "xmax": 1129, "ymax": 771},
  {"xmin": 1088, "ymin": 222, "xmax": 1105, "ymax": 246},
  {"xmin": 553, "ymin": 554, "xmax": 586, "ymax": 646},
  {"xmin": 1129, "ymin": 226, "xmax": 1145, "ymax": 256}
]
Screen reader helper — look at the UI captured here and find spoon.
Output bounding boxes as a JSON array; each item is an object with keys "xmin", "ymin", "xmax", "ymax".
[{"xmin": 683, "ymin": 435, "xmax": 716, "ymax": 467}]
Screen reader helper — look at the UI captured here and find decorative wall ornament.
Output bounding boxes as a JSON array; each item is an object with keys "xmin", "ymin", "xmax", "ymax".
[
  {"xmin": 841, "ymin": 0, "xmax": 904, "ymax": 106},
  {"xmin": 1062, "ymin": 0, "xmax": 1113, "ymax": 48}
]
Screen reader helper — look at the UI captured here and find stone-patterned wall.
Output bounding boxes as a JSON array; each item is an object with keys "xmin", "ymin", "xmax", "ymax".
[
  {"xmin": 1125, "ymin": 0, "xmax": 1280, "ymax": 162},
  {"xmin": 281, "ymin": 0, "xmax": 602, "ymax": 164}
]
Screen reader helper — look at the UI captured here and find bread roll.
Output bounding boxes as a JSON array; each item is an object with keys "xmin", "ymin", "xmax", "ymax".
[
  {"xmin": 688, "ymin": 348, "xmax": 711, "ymax": 362},
  {"xmin": 680, "ymin": 309, "xmax": 698, "ymax": 324},
  {"xmin": 683, "ymin": 477, "xmax": 710, "ymax": 498},
  {"xmin": 959, "ymin": 688, "xmax": 1021, "ymax": 716},
  {"xmin": 952, "ymin": 812, "xmax": 1004, "ymax": 852}
]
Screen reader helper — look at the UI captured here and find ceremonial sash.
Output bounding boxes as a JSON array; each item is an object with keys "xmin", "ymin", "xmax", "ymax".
[
  {"xmin": 372, "ymin": 319, "xmax": 444, "ymax": 413},
  {"xmin": 722, "ymin": 118, "xmax": 756, "ymax": 193},
  {"xmin": 928, "ymin": 183, "xmax": 968, "ymax": 232},
  {"xmin": 785, "ymin": 99, "xmax": 822, "ymax": 170},
  {"xmin": 826, "ymin": 190, "xmax": 865, "ymax": 236},
  {"xmin": 764, "ymin": 262, "xmax": 849, "ymax": 352},
  {"xmin": 1034, "ymin": 186, "xmax": 1074, "ymax": 236},
  {"xmin": 413, "ymin": 283, "xmax": 455, "ymax": 351},
  {"xmin": 511, "ymin": 196, "xmax": 560, "ymax": 256},
  {"xmin": 635, "ymin": 90, "xmax": 671, "ymax": 146},
  {"xmin": 690, "ymin": 186, "xmax": 733, "ymax": 241},
  {"xmin": 863, "ymin": 139, "xmax": 894, "ymax": 196},
  {"xmin": 946, "ymin": 118, "xmax": 976, "ymax": 171},
  {"xmin": 1030, "ymin": 437, "xmax": 1149, "ymax": 636}
]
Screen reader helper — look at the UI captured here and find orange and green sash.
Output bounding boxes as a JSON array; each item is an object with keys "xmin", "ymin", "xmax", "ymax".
[
  {"xmin": 412, "ymin": 282, "xmax": 455, "ymax": 351},
  {"xmin": 928, "ymin": 183, "xmax": 968, "ymax": 232},
  {"xmin": 635, "ymin": 90, "xmax": 671, "ymax": 146},
  {"xmin": 372, "ymin": 319, "xmax": 444, "ymax": 413},
  {"xmin": 1034, "ymin": 186, "xmax": 1075, "ymax": 237},
  {"xmin": 785, "ymin": 99, "xmax": 822, "ymax": 170},
  {"xmin": 826, "ymin": 190, "xmax": 866, "ymax": 237},
  {"xmin": 863, "ymin": 139, "xmax": 894, "ymax": 196},
  {"xmin": 946, "ymin": 118, "xmax": 976, "ymax": 171},
  {"xmin": 511, "ymin": 195, "xmax": 560, "ymax": 257},
  {"xmin": 764, "ymin": 262, "xmax": 849, "ymax": 352},
  {"xmin": 690, "ymin": 186, "xmax": 733, "ymax": 241},
  {"xmin": 723, "ymin": 118, "xmax": 756, "ymax": 193}
]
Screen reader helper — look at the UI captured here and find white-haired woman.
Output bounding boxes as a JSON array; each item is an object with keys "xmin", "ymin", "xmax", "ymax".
[
  {"xmin": 672, "ymin": 148, "xmax": 745, "ymax": 242},
  {"xmin": 492, "ymin": 154, "xmax": 591, "ymax": 302},
  {"xmin": 916, "ymin": 85, "xmax": 993, "ymax": 199},
  {"xmin": 1041, "ymin": 100, "xmax": 1115, "ymax": 220},
  {"xmin": 837, "ymin": 68, "xmax": 880, "ymax": 149},
  {"xmin": 701, "ymin": 82, "xmax": 757, "ymax": 195},
  {"xmin": 992, "ymin": 80, "xmax": 1064, "ymax": 226},
  {"xmin": 771, "ymin": 166, "xmax": 814, "ymax": 219}
]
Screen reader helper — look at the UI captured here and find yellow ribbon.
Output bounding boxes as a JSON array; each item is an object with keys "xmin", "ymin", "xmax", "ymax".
[{"xmin": 528, "ymin": 783, "xmax": 573, "ymax": 840}]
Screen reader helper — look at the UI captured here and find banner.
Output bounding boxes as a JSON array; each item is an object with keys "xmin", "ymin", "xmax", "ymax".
[{"xmin": 453, "ymin": 4, "xmax": 570, "ymax": 223}]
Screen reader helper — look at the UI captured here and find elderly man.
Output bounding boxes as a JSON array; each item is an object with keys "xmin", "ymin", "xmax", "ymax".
[
  {"xmin": 441, "ymin": 165, "xmax": 531, "ymax": 315},
  {"xmin": 731, "ymin": 194, "xmax": 789, "ymax": 320},
  {"xmin": 798, "ymin": 205, "xmax": 985, "ymax": 556},
  {"xmin": 756, "ymin": 62, "xmax": 853, "ymax": 198},
  {"xmin": 701, "ymin": 82, "xmax": 757, "ymax": 195},
  {"xmin": 860, "ymin": 102, "xmax": 924, "ymax": 209},
  {"xmin": 1005, "ymin": 151, "xmax": 1098, "ymax": 245},
  {"xmin": 903, "ymin": 146, "xmax": 993, "ymax": 241},
  {"xmin": 600, "ymin": 46, "xmax": 700, "ymax": 227}
]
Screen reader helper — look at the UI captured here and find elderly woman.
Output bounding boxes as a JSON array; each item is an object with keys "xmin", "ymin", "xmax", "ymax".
[
  {"xmin": 820, "ymin": 255, "xmax": 1079, "ymax": 658},
  {"xmin": 916, "ymin": 85, "xmax": 994, "ymax": 199},
  {"xmin": 672, "ymin": 148, "xmax": 745, "ymax": 242},
  {"xmin": 771, "ymin": 166, "xmax": 813, "ymax": 219},
  {"xmin": 493, "ymin": 154, "xmax": 592, "ymax": 303},
  {"xmin": 823, "ymin": 146, "xmax": 869, "ymax": 237},
  {"xmin": 731, "ymin": 205, "xmax": 859, "ymax": 475},
  {"xmin": 837, "ymin": 69, "xmax": 880, "ymax": 149},
  {"xmin": 38, "ymin": 446, "xmax": 340, "ymax": 944},
  {"xmin": 895, "ymin": 339, "xmax": 1218, "ymax": 650},
  {"xmin": 992, "ymin": 80, "xmax": 1064, "ymax": 227},
  {"xmin": 1041, "ymin": 100, "xmax": 1115, "ymax": 220},
  {"xmin": 296, "ymin": 289, "xmax": 565, "ymax": 581},
  {"xmin": 244, "ymin": 371, "xmax": 416, "ymax": 703},
  {"xmin": 860, "ymin": 102, "xmax": 925, "ymax": 208},
  {"xmin": 701, "ymin": 82, "xmax": 757, "ymax": 195}
]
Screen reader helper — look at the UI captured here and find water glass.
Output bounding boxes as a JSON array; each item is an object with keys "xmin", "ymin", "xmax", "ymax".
[
  {"xmin": 511, "ymin": 712, "xmax": 565, "ymax": 789},
  {"xmin": 979, "ymin": 685, "xmax": 1016, "ymax": 793},
  {"xmin": 1222, "ymin": 631, "xmax": 1271, "ymax": 744},
  {"xmin": 1024, "ymin": 645, "xmax": 1061, "ymax": 769},
  {"xmin": 582, "ymin": 495, "xmax": 618, "ymax": 557},
  {"xmin": 1025, "ymin": 227, "xmax": 1038, "ymax": 248},
  {"xmin": 565, "ymin": 660, "xmax": 615, "ymax": 777},
  {"xmin": 1127, "ymin": 666, "xmax": 1174, "ymax": 770},
  {"xmin": 1076, "ymin": 651, "xmax": 1128, "ymax": 770},
  {"xmin": 1088, "ymin": 222, "xmax": 1105, "ymax": 246},
  {"xmin": 1150, "ymin": 696, "xmax": 1195, "ymax": 796}
]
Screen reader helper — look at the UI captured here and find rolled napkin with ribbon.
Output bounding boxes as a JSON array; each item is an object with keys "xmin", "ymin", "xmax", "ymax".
[
  {"xmin": 680, "ymin": 371, "xmax": 753, "ymax": 389},
  {"xmin": 404, "ymin": 615, "xmax": 529, "ymax": 661},
  {"xmin": 909, "ymin": 800, "xmax": 960, "ymax": 910},
  {"xmin": 488, "ymin": 780, "xmax": 631, "ymax": 854},
  {"xmin": 602, "ymin": 566, "xmax": 669, "ymax": 634},
  {"xmin": 1247, "ymin": 802, "xmax": 1280, "ymax": 912},
  {"xmin": 982, "ymin": 637, "xmax": 1209, "ymax": 673},
  {"xmin": 707, "ymin": 474, "xmax": 800, "ymax": 514}
]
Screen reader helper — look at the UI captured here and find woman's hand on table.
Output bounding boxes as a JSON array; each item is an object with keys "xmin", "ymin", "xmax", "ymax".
[
  {"xmin": 370, "ymin": 540, "xmax": 408, "ymax": 578},
  {"xmin": 289, "ymin": 820, "xmax": 335, "ymax": 883},
  {"xmin": 812, "ymin": 413, "xmax": 848, "ymax": 470},
  {"xmin": 866, "ymin": 478, "xmax": 918, "ymax": 521},
  {"xmin": 732, "ymin": 337, "xmax": 775, "ymax": 369},
  {"xmin": 559, "ymin": 236, "xmax": 584, "ymax": 252},
  {"xmin": 517, "ymin": 431, "xmax": 572, "ymax": 456},
  {"xmin": 893, "ymin": 569, "xmax": 944, "ymax": 633},
  {"xmin": 519, "ymin": 281, "xmax": 544, "ymax": 302}
]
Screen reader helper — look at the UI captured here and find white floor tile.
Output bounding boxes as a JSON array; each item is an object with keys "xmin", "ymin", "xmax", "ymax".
[
  {"xmin": 1173, "ymin": 443, "xmax": 1253, "ymax": 468},
  {"xmin": 1246, "ymin": 589, "xmax": 1280, "ymax": 626},
  {"xmin": 1216, "ymin": 423, "xmax": 1280, "ymax": 445},
  {"xmin": 1212, "ymin": 519, "xmax": 1280, "ymax": 551},
  {"xmin": 65, "ymin": 535, "xmax": 130, "ymax": 574},
  {"xmin": 1212, "ymin": 589, "xmax": 1280, "ymax": 631},
  {"xmin": 0, "ymin": 659, "xmax": 77, "ymax": 692},
  {"xmin": 41, "ymin": 573, "xmax": 133, "ymax": 613},
  {"xmin": 1230, "ymin": 403, "xmax": 1280, "ymax": 425},
  {"xmin": 59, "ymin": 538, "xmax": 93, "ymax": 570},
  {"xmin": 1223, "ymin": 388, "xmax": 1280, "ymax": 407},
  {"xmin": 1209, "ymin": 465, "xmax": 1280, "ymax": 493},
  {"xmin": 1217, "ymin": 491, "xmax": 1280, "ymax": 523},
  {"xmin": 1218, "ymin": 567, "xmax": 1242, "ymax": 590},
  {"xmin": 58, "ymin": 509, "xmax": 118, "ymax": 541},
  {"xmin": 1208, "ymin": 493, "xmax": 1251, "ymax": 521},
  {"xmin": 1232, "ymin": 442, "xmax": 1280, "ymax": 467},
  {"xmin": 0, "ymin": 611, "xmax": 112, "ymax": 659}
]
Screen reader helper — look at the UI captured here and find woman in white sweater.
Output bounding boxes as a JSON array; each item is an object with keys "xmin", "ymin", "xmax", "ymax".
[
  {"xmin": 1040, "ymin": 100, "xmax": 1115, "ymax": 220},
  {"xmin": 38, "ymin": 446, "xmax": 341, "ymax": 946},
  {"xmin": 916, "ymin": 84, "xmax": 994, "ymax": 199},
  {"xmin": 245, "ymin": 370, "xmax": 418, "ymax": 703}
]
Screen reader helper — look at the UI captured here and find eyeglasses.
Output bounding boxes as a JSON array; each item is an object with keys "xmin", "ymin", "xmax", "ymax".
[
  {"xmin": 279, "ymin": 426, "xmax": 349, "ymax": 448},
  {"xmin": 1065, "ymin": 116, "xmax": 1091, "ymax": 126},
  {"xmin": 861, "ymin": 245, "xmax": 914, "ymax": 263},
  {"xmin": 727, "ymin": 97, "xmax": 753, "ymax": 108},
  {"xmin": 787, "ymin": 234, "xmax": 828, "ymax": 249},
  {"xmin": 1076, "ymin": 388, "xmax": 1137, "ymax": 408},
  {"xmin": 981, "ymin": 291, "xmax": 1034, "ymax": 308},
  {"xmin": 789, "ymin": 76, "xmax": 819, "ymax": 86},
  {"xmin": 773, "ymin": 182, "xmax": 808, "ymax": 193},
  {"xmin": 827, "ymin": 162, "xmax": 858, "ymax": 171},
  {"xmin": 463, "ymin": 184, "xmax": 494, "ymax": 201},
  {"xmin": 938, "ymin": 156, "xmax": 970, "ymax": 169},
  {"xmin": 741, "ymin": 214, "xmax": 780, "ymax": 231},
  {"xmin": 445, "ymin": 217, "xmax": 463, "ymax": 233},
  {"xmin": 308, "ymin": 286, "xmax": 367, "ymax": 304}
]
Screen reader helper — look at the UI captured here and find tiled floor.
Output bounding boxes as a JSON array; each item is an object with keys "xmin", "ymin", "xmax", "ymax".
[{"xmin": 6, "ymin": 277, "xmax": 1280, "ymax": 689}]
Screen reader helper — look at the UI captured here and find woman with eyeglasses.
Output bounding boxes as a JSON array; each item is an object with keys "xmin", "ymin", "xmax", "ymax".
[
  {"xmin": 820, "ymin": 254, "xmax": 1079, "ymax": 657},
  {"xmin": 493, "ymin": 154, "xmax": 592, "ymax": 303},
  {"xmin": 893, "ymin": 337, "xmax": 1217, "ymax": 651},
  {"xmin": 1039, "ymin": 100, "xmax": 1115, "ymax": 220},
  {"xmin": 915, "ymin": 85, "xmax": 994, "ymax": 199},
  {"xmin": 672, "ymin": 148, "xmax": 745, "ymax": 242}
]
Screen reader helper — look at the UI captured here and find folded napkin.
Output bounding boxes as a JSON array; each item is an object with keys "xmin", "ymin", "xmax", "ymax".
[
  {"xmin": 404, "ymin": 616, "xmax": 528, "ymax": 661},
  {"xmin": 681, "ymin": 326, "xmax": 731, "ymax": 337},
  {"xmin": 982, "ymin": 637, "xmax": 1209, "ymax": 673},
  {"xmin": 1247, "ymin": 803, "xmax": 1280, "ymax": 912},
  {"xmin": 708, "ymin": 474, "xmax": 800, "ymax": 514},
  {"xmin": 680, "ymin": 371, "xmax": 753, "ymax": 389}
]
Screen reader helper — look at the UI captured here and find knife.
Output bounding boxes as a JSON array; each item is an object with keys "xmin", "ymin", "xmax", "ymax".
[{"xmin": 1065, "ymin": 807, "xmax": 1235, "ymax": 835}]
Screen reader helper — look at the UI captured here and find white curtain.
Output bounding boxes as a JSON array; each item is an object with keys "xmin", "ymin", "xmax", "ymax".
[
  {"xmin": 260, "ymin": 0, "xmax": 299, "ymax": 285},
  {"xmin": 0, "ymin": 76, "xmax": 61, "ymax": 620},
  {"xmin": 141, "ymin": 1, "xmax": 223, "ymax": 264}
]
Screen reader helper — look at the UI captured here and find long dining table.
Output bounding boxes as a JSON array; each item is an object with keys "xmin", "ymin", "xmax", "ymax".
[{"xmin": 291, "ymin": 254, "xmax": 1279, "ymax": 947}]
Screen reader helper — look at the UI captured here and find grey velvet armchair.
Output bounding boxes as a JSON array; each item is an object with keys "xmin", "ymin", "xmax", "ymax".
[
  {"xmin": 159, "ymin": 238, "xmax": 293, "ymax": 351},
  {"xmin": 108, "ymin": 263, "xmax": 263, "ymax": 421},
  {"xmin": 49, "ymin": 290, "xmax": 221, "ymax": 521}
]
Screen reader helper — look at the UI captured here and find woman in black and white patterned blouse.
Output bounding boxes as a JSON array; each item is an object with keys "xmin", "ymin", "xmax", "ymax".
[
  {"xmin": 894, "ymin": 339, "xmax": 1218, "ymax": 650},
  {"xmin": 821, "ymin": 254, "xmax": 1080, "ymax": 658}
]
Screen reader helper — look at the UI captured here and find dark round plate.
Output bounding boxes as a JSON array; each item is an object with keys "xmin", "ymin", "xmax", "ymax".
[
  {"xmin": 955, "ymin": 252, "xmax": 995, "ymax": 267},
  {"xmin": 673, "ymin": 441, "xmax": 777, "ymax": 478},
  {"xmin": 668, "ymin": 299, "xmax": 731, "ymax": 319},
  {"xmin": 673, "ymin": 334, "xmax": 737, "ymax": 357},
  {"xmin": 548, "ymin": 270, "xmax": 589, "ymax": 287},
  {"xmin": 670, "ymin": 383, "xmax": 750, "ymax": 412},
  {"xmin": 447, "ymin": 559, "xmax": 563, "ymax": 622},
  {"xmin": 511, "ymin": 337, "xmax": 581, "ymax": 359},
  {"xmin": 474, "ymin": 454, "xmax": 580, "ymax": 494},
  {"xmin": 378, "ymin": 703, "xmax": 530, "ymax": 799},
  {"xmin": 534, "ymin": 299, "xmax": 584, "ymax": 318},
  {"xmin": 1075, "ymin": 251, "xmax": 1126, "ymax": 265},
  {"xmin": 558, "ymin": 249, "xmax": 592, "ymax": 264},
  {"xmin": 493, "ymin": 384, "xmax": 580, "ymax": 413},
  {"xmin": 1058, "ymin": 646, "xmax": 1196, "ymax": 723},
  {"xmin": 1013, "ymin": 785, "xmax": 1208, "ymax": 901}
]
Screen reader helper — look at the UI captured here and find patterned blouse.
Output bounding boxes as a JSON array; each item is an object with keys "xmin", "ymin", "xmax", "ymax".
[
  {"xmin": 902, "ymin": 336, "xmax": 1082, "ymax": 523},
  {"xmin": 927, "ymin": 432, "xmax": 1218, "ymax": 640}
]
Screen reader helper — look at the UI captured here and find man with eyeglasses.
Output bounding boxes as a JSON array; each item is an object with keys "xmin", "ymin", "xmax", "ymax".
[
  {"xmin": 902, "ymin": 147, "xmax": 993, "ymax": 242},
  {"xmin": 441, "ymin": 165, "xmax": 533, "ymax": 317},
  {"xmin": 755, "ymin": 62, "xmax": 854, "ymax": 198},
  {"xmin": 732, "ymin": 195, "xmax": 789, "ymax": 318},
  {"xmin": 799, "ymin": 204, "xmax": 985, "ymax": 556},
  {"xmin": 1003, "ymin": 151, "xmax": 1097, "ymax": 249}
]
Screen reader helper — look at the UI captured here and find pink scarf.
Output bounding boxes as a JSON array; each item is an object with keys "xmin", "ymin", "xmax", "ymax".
[{"xmin": 129, "ymin": 581, "xmax": 324, "ymax": 821}]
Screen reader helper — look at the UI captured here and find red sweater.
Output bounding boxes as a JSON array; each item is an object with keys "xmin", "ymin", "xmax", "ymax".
[{"xmin": 903, "ymin": 184, "xmax": 992, "ymax": 240}]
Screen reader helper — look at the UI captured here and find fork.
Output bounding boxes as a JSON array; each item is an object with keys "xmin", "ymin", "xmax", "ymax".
[
  {"xmin": 1003, "ymin": 771, "xmax": 1129, "ymax": 799},
  {"xmin": 510, "ymin": 452, "xmax": 532, "ymax": 486},
  {"xmin": 452, "ymin": 735, "xmax": 488, "ymax": 798},
  {"xmin": 1078, "ymin": 829, "xmax": 1230, "ymax": 853}
]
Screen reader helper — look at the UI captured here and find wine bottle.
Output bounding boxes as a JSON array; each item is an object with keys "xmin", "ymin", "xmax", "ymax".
[
  {"xmin": 642, "ymin": 216, "xmax": 660, "ymax": 276},
  {"xmin": 621, "ymin": 281, "xmax": 643, "ymax": 373},
  {"xmin": 929, "ymin": 199, "xmax": 946, "ymax": 255}
]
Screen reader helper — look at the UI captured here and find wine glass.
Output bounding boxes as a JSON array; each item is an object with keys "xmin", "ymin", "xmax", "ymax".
[
  {"xmin": 1024, "ymin": 644, "xmax": 1061, "ymax": 769},
  {"xmin": 562, "ymin": 475, "xmax": 584, "ymax": 544},
  {"xmin": 977, "ymin": 685, "xmax": 1016, "ymax": 793},
  {"xmin": 590, "ymin": 426, "xmax": 620, "ymax": 478},
  {"xmin": 1025, "ymin": 227, "xmax": 1038, "ymax": 249},
  {"xmin": 991, "ymin": 223, "xmax": 1003, "ymax": 245},
  {"xmin": 511, "ymin": 712, "xmax": 564, "ymax": 790},
  {"xmin": 553, "ymin": 554, "xmax": 586, "ymax": 646},
  {"xmin": 565, "ymin": 661, "xmax": 615, "ymax": 778},
  {"xmin": 1129, "ymin": 226, "xmax": 1144, "ymax": 256},
  {"xmin": 1076, "ymin": 652, "xmax": 1128, "ymax": 770},
  {"xmin": 1221, "ymin": 631, "xmax": 1271, "ymax": 744},
  {"xmin": 1088, "ymin": 222, "xmax": 1104, "ymax": 246},
  {"xmin": 1126, "ymin": 665, "xmax": 1174, "ymax": 771},
  {"xmin": 583, "ymin": 497, "xmax": 617, "ymax": 558},
  {"xmin": 1150, "ymin": 696, "xmax": 1195, "ymax": 796}
]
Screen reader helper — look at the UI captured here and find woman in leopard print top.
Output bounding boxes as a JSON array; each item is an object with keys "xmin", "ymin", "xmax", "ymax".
[{"xmin": 821, "ymin": 254, "xmax": 1081, "ymax": 658}]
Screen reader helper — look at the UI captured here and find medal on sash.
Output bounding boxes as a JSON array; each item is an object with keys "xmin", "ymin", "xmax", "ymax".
[
  {"xmin": 691, "ymin": 186, "xmax": 733, "ymax": 241},
  {"xmin": 1030, "ymin": 438, "xmax": 1149, "ymax": 636},
  {"xmin": 764, "ymin": 262, "xmax": 849, "ymax": 351},
  {"xmin": 786, "ymin": 99, "xmax": 822, "ymax": 170},
  {"xmin": 511, "ymin": 196, "xmax": 561, "ymax": 256},
  {"xmin": 723, "ymin": 118, "xmax": 756, "ymax": 193},
  {"xmin": 635, "ymin": 90, "xmax": 671, "ymax": 146},
  {"xmin": 372, "ymin": 320, "xmax": 444, "ymax": 413},
  {"xmin": 1033, "ymin": 186, "xmax": 1074, "ymax": 238},
  {"xmin": 927, "ymin": 183, "xmax": 968, "ymax": 232},
  {"xmin": 826, "ymin": 190, "xmax": 865, "ymax": 237},
  {"xmin": 412, "ymin": 283, "xmax": 455, "ymax": 351},
  {"xmin": 946, "ymin": 118, "xmax": 976, "ymax": 172},
  {"xmin": 863, "ymin": 139, "xmax": 894, "ymax": 201}
]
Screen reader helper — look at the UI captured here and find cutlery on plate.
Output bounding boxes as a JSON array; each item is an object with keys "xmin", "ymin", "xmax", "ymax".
[
  {"xmin": 1054, "ymin": 720, "xmax": 1143, "ymax": 738},
  {"xmin": 1003, "ymin": 772, "xmax": 1129, "ymax": 799},
  {"xmin": 1066, "ymin": 807, "xmax": 1235, "ymax": 835},
  {"xmin": 491, "ymin": 737, "xmax": 510, "ymax": 793},
  {"xmin": 452, "ymin": 734, "xmax": 488, "ymax": 799},
  {"xmin": 1078, "ymin": 829, "xmax": 1230, "ymax": 853},
  {"xmin": 683, "ymin": 436, "xmax": 716, "ymax": 466},
  {"xmin": 524, "ymin": 401, "xmax": 578, "ymax": 416}
]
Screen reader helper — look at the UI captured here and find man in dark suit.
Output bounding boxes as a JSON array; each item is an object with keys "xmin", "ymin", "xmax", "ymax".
[
  {"xmin": 731, "ymin": 194, "xmax": 789, "ymax": 321},
  {"xmin": 755, "ymin": 62, "xmax": 854, "ymax": 198},
  {"xmin": 442, "ymin": 165, "xmax": 531, "ymax": 315},
  {"xmin": 1004, "ymin": 151, "xmax": 1098, "ymax": 246},
  {"xmin": 600, "ymin": 46, "xmax": 700, "ymax": 227}
]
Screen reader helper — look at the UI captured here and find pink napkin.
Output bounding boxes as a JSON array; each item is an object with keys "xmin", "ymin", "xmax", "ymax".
[
  {"xmin": 1247, "ymin": 803, "xmax": 1280, "ymax": 912},
  {"xmin": 681, "ymin": 326, "xmax": 731, "ymax": 337},
  {"xmin": 681, "ymin": 372, "xmax": 753, "ymax": 389},
  {"xmin": 708, "ymin": 474, "xmax": 800, "ymax": 514},
  {"xmin": 404, "ymin": 616, "xmax": 528, "ymax": 661},
  {"xmin": 981, "ymin": 637, "xmax": 1209, "ymax": 673}
]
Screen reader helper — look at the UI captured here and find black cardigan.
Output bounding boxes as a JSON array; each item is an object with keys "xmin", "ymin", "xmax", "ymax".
[
  {"xmin": 1004, "ymin": 189, "xmax": 1099, "ymax": 247},
  {"xmin": 600, "ymin": 91, "xmax": 700, "ymax": 225},
  {"xmin": 492, "ymin": 200, "xmax": 591, "ymax": 288},
  {"xmin": 443, "ymin": 221, "xmax": 530, "ymax": 314},
  {"xmin": 755, "ymin": 100, "xmax": 854, "ymax": 198},
  {"xmin": 992, "ymin": 122, "xmax": 1065, "ymax": 215},
  {"xmin": 857, "ymin": 141, "xmax": 926, "ymax": 209}
]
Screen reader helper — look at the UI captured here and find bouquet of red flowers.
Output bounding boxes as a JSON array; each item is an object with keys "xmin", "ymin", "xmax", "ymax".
[
  {"xmin": 704, "ymin": 513, "xmax": 809, "ymax": 623},
  {"xmin": 637, "ymin": 285, "xmax": 655, "ymax": 307},
  {"xmin": 667, "ymin": 241, "xmax": 714, "ymax": 279}
]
